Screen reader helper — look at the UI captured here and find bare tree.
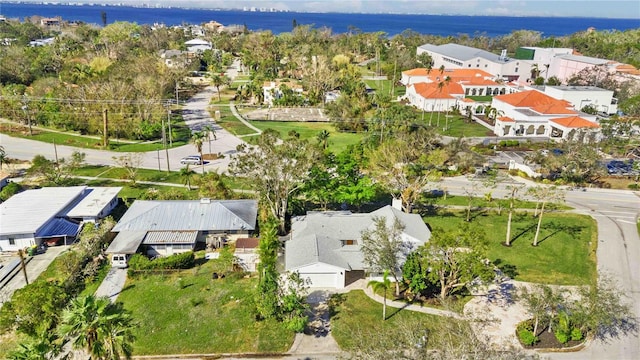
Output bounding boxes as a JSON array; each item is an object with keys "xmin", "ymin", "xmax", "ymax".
[
  {"xmin": 112, "ymin": 153, "xmax": 143, "ymax": 185},
  {"xmin": 504, "ymin": 184, "xmax": 525, "ymax": 246},
  {"xmin": 527, "ymin": 186, "xmax": 565, "ymax": 246}
]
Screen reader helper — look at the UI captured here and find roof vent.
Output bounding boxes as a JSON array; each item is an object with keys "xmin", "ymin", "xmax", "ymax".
[{"xmin": 200, "ymin": 198, "xmax": 211, "ymax": 204}]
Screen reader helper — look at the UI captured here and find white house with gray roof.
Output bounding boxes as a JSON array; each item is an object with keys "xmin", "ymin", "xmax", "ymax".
[
  {"xmin": 0, "ymin": 186, "xmax": 121, "ymax": 252},
  {"xmin": 285, "ymin": 205, "xmax": 431, "ymax": 289},
  {"xmin": 107, "ymin": 199, "xmax": 257, "ymax": 265},
  {"xmin": 417, "ymin": 43, "xmax": 533, "ymax": 82}
]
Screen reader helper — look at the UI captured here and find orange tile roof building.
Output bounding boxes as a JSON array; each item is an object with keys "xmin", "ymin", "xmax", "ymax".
[{"xmin": 491, "ymin": 90, "xmax": 600, "ymax": 141}]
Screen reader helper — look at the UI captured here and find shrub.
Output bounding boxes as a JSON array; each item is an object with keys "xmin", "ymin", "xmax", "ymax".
[
  {"xmin": 570, "ymin": 327, "xmax": 583, "ymax": 341},
  {"xmin": 518, "ymin": 328, "xmax": 539, "ymax": 346},
  {"xmin": 628, "ymin": 183, "xmax": 639, "ymax": 190},
  {"xmin": 555, "ymin": 329, "xmax": 570, "ymax": 344},
  {"xmin": 128, "ymin": 252, "xmax": 195, "ymax": 270},
  {"xmin": 0, "ymin": 182, "xmax": 22, "ymax": 201}
]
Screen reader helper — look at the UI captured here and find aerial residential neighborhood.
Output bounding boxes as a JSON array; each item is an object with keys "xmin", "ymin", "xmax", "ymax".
[{"xmin": 0, "ymin": 2, "xmax": 639, "ymax": 360}]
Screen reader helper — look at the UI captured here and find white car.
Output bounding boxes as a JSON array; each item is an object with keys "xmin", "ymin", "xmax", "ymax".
[{"xmin": 180, "ymin": 155, "xmax": 202, "ymax": 165}]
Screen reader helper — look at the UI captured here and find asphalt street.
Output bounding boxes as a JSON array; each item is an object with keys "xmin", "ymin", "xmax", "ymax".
[{"xmin": 0, "ymin": 60, "xmax": 245, "ymax": 174}]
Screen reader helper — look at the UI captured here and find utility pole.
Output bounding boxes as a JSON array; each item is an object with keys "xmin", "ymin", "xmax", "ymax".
[
  {"xmin": 161, "ymin": 114, "xmax": 170, "ymax": 172},
  {"xmin": 167, "ymin": 108, "xmax": 173, "ymax": 146},
  {"xmin": 18, "ymin": 249, "xmax": 29, "ymax": 285},
  {"xmin": 390, "ymin": 58, "xmax": 397, "ymax": 96},
  {"xmin": 103, "ymin": 109, "xmax": 109, "ymax": 148},
  {"xmin": 53, "ymin": 139, "xmax": 59, "ymax": 165},
  {"xmin": 157, "ymin": 149, "xmax": 161, "ymax": 171}
]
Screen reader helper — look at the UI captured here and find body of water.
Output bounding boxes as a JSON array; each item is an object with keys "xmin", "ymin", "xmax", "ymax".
[{"xmin": 0, "ymin": 2, "xmax": 639, "ymax": 37}]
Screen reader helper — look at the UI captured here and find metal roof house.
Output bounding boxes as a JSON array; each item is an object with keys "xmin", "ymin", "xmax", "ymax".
[
  {"xmin": 107, "ymin": 199, "xmax": 258, "ymax": 266},
  {"xmin": 0, "ymin": 186, "xmax": 121, "ymax": 252},
  {"xmin": 285, "ymin": 205, "xmax": 431, "ymax": 289},
  {"xmin": 417, "ymin": 43, "xmax": 532, "ymax": 82}
]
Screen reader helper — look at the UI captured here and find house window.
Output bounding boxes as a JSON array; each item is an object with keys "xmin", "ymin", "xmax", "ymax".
[
  {"xmin": 341, "ymin": 239, "xmax": 357, "ymax": 246},
  {"xmin": 9, "ymin": 238, "xmax": 15, "ymax": 245}
]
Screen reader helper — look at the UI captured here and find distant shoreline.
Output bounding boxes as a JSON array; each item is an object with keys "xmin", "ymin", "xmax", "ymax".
[{"xmin": 1, "ymin": 2, "xmax": 638, "ymax": 37}]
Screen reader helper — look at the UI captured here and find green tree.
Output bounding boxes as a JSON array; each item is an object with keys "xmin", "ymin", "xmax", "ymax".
[
  {"xmin": 367, "ymin": 270, "xmax": 392, "ymax": 321},
  {"xmin": 316, "ymin": 129, "xmax": 330, "ymax": 150},
  {"xmin": 195, "ymin": 171, "xmax": 233, "ymax": 199},
  {"xmin": 8, "ymin": 328, "xmax": 60, "ymax": 360},
  {"xmin": 58, "ymin": 295, "xmax": 135, "ymax": 360},
  {"xmin": 422, "ymin": 225, "xmax": 494, "ymax": 300},
  {"xmin": 209, "ymin": 72, "xmax": 231, "ymax": 102},
  {"xmin": 230, "ymin": 130, "xmax": 316, "ymax": 233},
  {"xmin": 255, "ymin": 217, "xmax": 280, "ymax": 319},
  {"xmin": 0, "ymin": 281, "xmax": 68, "ymax": 337},
  {"xmin": 278, "ymin": 271, "xmax": 309, "ymax": 332},
  {"xmin": 361, "ymin": 217, "xmax": 407, "ymax": 296},
  {"xmin": 190, "ymin": 130, "xmax": 207, "ymax": 173},
  {"xmin": 179, "ymin": 164, "xmax": 196, "ymax": 190},
  {"xmin": 0, "ymin": 145, "xmax": 7, "ymax": 170}
]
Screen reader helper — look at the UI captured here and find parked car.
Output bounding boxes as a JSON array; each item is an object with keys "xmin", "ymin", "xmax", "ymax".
[{"xmin": 180, "ymin": 155, "xmax": 202, "ymax": 165}]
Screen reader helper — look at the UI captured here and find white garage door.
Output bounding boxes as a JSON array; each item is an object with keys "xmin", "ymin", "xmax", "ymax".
[{"xmin": 302, "ymin": 273, "xmax": 338, "ymax": 288}]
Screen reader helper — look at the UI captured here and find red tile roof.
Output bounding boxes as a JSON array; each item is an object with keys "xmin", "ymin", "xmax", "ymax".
[
  {"xmin": 497, "ymin": 116, "xmax": 515, "ymax": 122},
  {"xmin": 411, "ymin": 81, "xmax": 464, "ymax": 99},
  {"xmin": 549, "ymin": 116, "xmax": 599, "ymax": 128},
  {"xmin": 495, "ymin": 90, "xmax": 575, "ymax": 114}
]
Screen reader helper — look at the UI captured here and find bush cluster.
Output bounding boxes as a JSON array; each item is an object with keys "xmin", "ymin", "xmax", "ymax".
[
  {"xmin": 128, "ymin": 251, "xmax": 195, "ymax": 270},
  {"xmin": 499, "ymin": 140, "xmax": 521, "ymax": 147}
]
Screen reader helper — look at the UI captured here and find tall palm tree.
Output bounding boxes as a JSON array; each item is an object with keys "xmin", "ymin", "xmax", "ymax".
[
  {"xmin": 209, "ymin": 73, "xmax": 230, "ymax": 102},
  {"xmin": 58, "ymin": 295, "xmax": 135, "ymax": 360},
  {"xmin": 191, "ymin": 131, "xmax": 207, "ymax": 173},
  {"xmin": 367, "ymin": 270, "xmax": 392, "ymax": 321},
  {"xmin": 203, "ymin": 124, "xmax": 216, "ymax": 155},
  {"xmin": 180, "ymin": 164, "xmax": 196, "ymax": 190}
]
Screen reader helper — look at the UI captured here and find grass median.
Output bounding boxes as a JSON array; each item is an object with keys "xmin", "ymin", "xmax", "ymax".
[{"xmin": 424, "ymin": 210, "xmax": 597, "ymax": 285}]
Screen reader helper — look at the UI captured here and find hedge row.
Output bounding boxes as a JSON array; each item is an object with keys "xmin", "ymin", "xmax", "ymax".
[{"xmin": 128, "ymin": 252, "xmax": 195, "ymax": 270}]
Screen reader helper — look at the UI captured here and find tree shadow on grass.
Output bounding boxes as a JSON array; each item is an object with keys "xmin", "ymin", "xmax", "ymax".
[
  {"xmin": 385, "ymin": 302, "xmax": 411, "ymax": 321},
  {"xmin": 537, "ymin": 221, "xmax": 585, "ymax": 245}
]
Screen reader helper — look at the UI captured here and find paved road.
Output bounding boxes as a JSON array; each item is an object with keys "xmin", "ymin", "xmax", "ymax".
[{"xmin": 0, "ymin": 60, "xmax": 245, "ymax": 174}]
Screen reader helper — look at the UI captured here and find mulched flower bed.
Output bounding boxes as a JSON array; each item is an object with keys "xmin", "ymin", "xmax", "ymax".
[{"xmin": 519, "ymin": 327, "xmax": 585, "ymax": 349}]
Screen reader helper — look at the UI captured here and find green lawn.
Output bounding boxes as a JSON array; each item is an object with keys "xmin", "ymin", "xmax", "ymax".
[
  {"xmin": 363, "ymin": 79, "xmax": 406, "ymax": 97},
  {"xmin": 118, "ymin": 261, "xmax": 294, "ymax": 355},
  {"xmin": 415, "ymin": 114, "xmax": 492, "ymax": 137},
  {"xmin": 331, "ymin": 290, "xmax": 452, "ymax": 351},
  {"xmin": 73, "ymin": 165, "xmax": 184, "ymax": 184},
  {"xmin": 211, "ymin": 105, "xmax": 257, "ymax": 136},
  {"xmin": 0, "ymin": 121, "xmax": 189, "ymax": 152},
  {"xmin": 422, "ymin": 193, "xmax": 572, "ymax": 211},
  {"xmin": 248, "ymin": 121, "xmax": 364, "ymax": 153},
  {"xmin": 424, "ymin": 210, "xmax": 597, "ymax": 285},
  {"xmin": 466, "ymin": 96, "xmax": 493, "ymax": 102}
]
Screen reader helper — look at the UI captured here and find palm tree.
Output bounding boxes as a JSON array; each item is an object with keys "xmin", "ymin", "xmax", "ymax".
[
  {"xmin": 210, "ymin": 72, "xmax": 230, "ymax": 102},
  {"xmin": 316, "ymin": 130, "xmax": 330, "ymax": 150},
  {"xmin": 191, "ymin": 131, "xmax": 207, "ymax": 173},
  {"xmin": 528, "ymin": 186, "xmax": 565, "ymax": 246},
  {"xmin": 8, "ymin": 329, "xmax": 60, "ymax": 360},
  {"xmin": 367, "ymin": 270, "xmax": 392, "ymax": 321},
  {"xmin": 58, "ymin": 295, "xmax": 135, "ymax": 360},
  {"xmin": 180, "ymin": 164, "xmax": 196, "ymax": 190},
  {"xmin": 203, "ymin": 124, "xmax": 216, "ymax": 155}
]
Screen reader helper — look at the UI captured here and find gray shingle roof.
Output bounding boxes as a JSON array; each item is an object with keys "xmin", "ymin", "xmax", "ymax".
[
  {"xmin": 285, "ymin": 206, "xmax": 431, "ymax": 271},
  {"xmin": 419, "ymin": 43, "xmax": 512, "ymax": 63},
  {"xmin": 112, "ymin": 199, "xmax": 258, "ymax": 232}
]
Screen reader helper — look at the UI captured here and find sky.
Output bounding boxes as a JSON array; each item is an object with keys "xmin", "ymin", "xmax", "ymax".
[{"xmin": 12, "ymin": 0, "xmax": 640, "ymax": 18}]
